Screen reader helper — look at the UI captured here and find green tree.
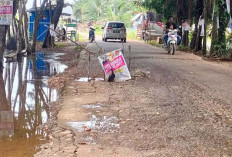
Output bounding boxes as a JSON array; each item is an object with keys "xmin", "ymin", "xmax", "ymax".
[{"xmin": 73, "ymin": 0, "xmax": 144, "ymax": 27}]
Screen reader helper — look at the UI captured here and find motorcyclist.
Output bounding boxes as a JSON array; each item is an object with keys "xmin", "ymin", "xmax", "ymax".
[
  {"xmin": 163, "ymin": 16, "xmax": 181, "ymax": 47},
  {"xmin": 89, "ymin": 26, "xmax": 95, "ymax": 41}
]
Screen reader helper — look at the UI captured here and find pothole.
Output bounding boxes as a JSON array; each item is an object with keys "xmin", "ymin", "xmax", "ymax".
[
  {"xmin": 75, "ymin": 77, "xmax": 104, "ymax": 82},
  {"xmin": 67, "ymin": 115, "xmax": 120, "ymax": 133},
  {"xmin": 82, "ymin": 103, "xmax": 103, "ymax": 109}
]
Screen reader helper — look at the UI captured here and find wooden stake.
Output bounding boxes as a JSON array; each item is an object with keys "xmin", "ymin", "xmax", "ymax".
[
  {"xmin": 88, "ymin": 51, "xmax": 90, "ymax": 82},
  {"xmin": 128, "ymin": 45, "xmax": 131, "ymax": 70}
]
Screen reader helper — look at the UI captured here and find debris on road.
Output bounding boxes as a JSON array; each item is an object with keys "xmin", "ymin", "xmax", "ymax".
[
  {"xmin": 48, "ymin": 76, "xmax": 66, "ymax": 90},
  {"xmin": 132, "ymin": 69, "xmax": 151, "ymax": 78}
]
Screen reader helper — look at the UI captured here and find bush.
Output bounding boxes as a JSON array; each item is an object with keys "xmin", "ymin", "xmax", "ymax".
[
  {"xmin": 178, "ymin": 44, "xmax": 190, "ymax": 51},
  {"xmin": 55, "ymin": 43, "xmax": 67, "ymax": 48},
  {"xmin": 94, "ymin": 25, "xmax": 102, "ymax": 32},
  {"xmin": 147, "ymin": 40, "xmax": 162, "ymax": 48},
  {"xmin": 212, "ymin": 39, "xmax": 231, "ymax": 57},
  {"xmin": 94, "ymin": 25, "xmax": 103, "ymax": 35},
  {"xmin": 75, "ymin": 45, "xmax": 82, "ymax": 51},
  {"xmin": 127, "ymin": 29, "xmax": 137, "ymax": 39}
]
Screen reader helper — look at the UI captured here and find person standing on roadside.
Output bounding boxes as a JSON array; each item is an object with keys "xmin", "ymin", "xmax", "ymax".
[
  {"xmin": 50, "ymin": 24, "xmax": 56, "ymax": 47},
  {"xmin": 62, "ymin": 27, "xmax": 66, "ymax": 42}
]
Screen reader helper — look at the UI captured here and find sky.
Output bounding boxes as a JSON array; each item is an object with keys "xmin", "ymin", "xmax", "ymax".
[{"xmin": 26, "ymin": 0, "xmax": 74, "ymax": 9}]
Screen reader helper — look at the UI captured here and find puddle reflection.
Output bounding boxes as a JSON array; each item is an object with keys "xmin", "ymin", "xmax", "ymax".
[{"xmin": 0, "ymin": 52, "xmax": 67, "ymax": 157}]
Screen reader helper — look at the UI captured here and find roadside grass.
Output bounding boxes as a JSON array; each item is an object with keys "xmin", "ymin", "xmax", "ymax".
[
  {"xmin": 95, "ymin": 30, "xmax": 103, "ymax": 35},
  {"xmin": 127, "ymin": 29, "xmax": 137, "ymax": 40},
  {"xmin": 78, "ymin": 33, "xmax": 88, "ymax": 42},
  {"xmin": 178, "ymin": 44, "xmax": 191, "ymax": 51},
  {"xmin": 75, "ymin": 45, "xmax": 82, "ymax": 51},
  {"xmin": 146, "ymin": 40, "xmax": 162, "ymax": 48},
  {"xmin": 55, "ymin": 43, "xmax": 67, "ymax": 48},
  {"xmin": 93, "ymin": 29, "xmax": 138, "ymax": 40},
  {"xmin": 80, "ymin": 28, "xmax": 140, "ymax": 40}
]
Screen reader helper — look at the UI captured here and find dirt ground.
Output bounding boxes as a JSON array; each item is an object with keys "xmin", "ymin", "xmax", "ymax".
[{"xmin": 36, "ymin": 38, "xmax": 232, "ymax": 157}]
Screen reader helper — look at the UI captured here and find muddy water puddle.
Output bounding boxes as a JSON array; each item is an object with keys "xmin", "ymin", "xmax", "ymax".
[
  {"xmin": 67, "ymin": 115, "xmax": 120, "ymax": 133},
  {"xmin": 82, "ymin": 103, "xmax": 103, "ymax": 109},
  {"xmin": 76, "ymin": 77, "xmax": 104, "ymax": 82},
  {"xmin": 0, "ymin": 52, "xmax": 67, "ymax": 157}
]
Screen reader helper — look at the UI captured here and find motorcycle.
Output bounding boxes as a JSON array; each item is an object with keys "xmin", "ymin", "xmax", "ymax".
[
  {"xmin": 89, "ymin": 28, "xmax": 95, "ymax": 43},
  {"xmin": 165, "ymin": 29, "xmax": 178, "ymax": 55}
]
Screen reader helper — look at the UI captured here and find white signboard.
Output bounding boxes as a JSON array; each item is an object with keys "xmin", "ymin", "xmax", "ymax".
[
  {"xmin": 0, "ymin": 0, "xmax": 13, "ymax": 25},
  {"xmin": 98, "ymin": 49, "xmax": 131, "ymax": 82}
]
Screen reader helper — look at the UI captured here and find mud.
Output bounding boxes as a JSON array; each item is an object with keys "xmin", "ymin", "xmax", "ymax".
[{"xmin": 0, "ymin": 51, "xmax": 67, "ymax": 157}]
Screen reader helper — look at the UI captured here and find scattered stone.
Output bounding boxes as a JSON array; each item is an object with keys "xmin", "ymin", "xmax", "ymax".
[
  {"xmin": 85, "ymin": 128, "xmax": 91, "ymax": 131},
  {"xmin": 43, "ymin": 145, "xmax": 49, "ymax": 149},
  {"xmin": 82, "ymin": 125, "xmax": 87, "ymax": 128},
  {"xmin": 132, "ymin": 69, "xmax": 151, "ymax": 78},
  {"xmin": 78, "ymin": 142, "xmax": 87, "ymax": 145}
]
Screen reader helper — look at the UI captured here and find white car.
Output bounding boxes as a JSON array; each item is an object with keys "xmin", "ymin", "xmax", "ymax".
[{"xmin": 102, "ymin": 21, "xmax": 127, "ymax": 43}]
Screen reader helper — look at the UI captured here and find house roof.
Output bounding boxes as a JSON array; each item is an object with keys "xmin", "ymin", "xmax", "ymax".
[
  {"xmin": 61, "ymin": 6, "xmax": 72, "ymax": 16},
  {"xmin": 131, "ymin": 14, "xmax": 143, "ymax": 22}
]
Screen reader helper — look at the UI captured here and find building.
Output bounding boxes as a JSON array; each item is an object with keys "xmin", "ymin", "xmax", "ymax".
[
  {"xmin": 28, "ymin": 8, "xmax": 55, "ymax": 41},
  {"xmin": 27, "ymin": 4, "xmax": 75, "ymax": 41}
]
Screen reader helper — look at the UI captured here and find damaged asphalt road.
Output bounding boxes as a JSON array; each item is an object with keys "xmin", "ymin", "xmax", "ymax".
[{"xmin": 37, "ymin": 39, "xmax": 232, "ymax": 157}]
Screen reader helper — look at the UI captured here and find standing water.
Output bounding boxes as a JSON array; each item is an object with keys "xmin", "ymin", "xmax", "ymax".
[{"xmin": 0, "ymin": 52, "xmax": 67, "ymax": 157}]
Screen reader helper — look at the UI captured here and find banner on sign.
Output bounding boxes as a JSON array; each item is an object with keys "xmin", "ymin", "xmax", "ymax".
[
  {"xmin": 0, "ymin": 0, "xmax": 13, "ymax": 25},
  {"xmin": 98, "ymin": 49, "xmax": 131, "ymax": 82}
]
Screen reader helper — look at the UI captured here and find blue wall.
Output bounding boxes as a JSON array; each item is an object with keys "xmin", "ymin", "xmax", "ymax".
[{"xmin": 29, "ymin": 9, "xmax": 55, "ymax": 41}]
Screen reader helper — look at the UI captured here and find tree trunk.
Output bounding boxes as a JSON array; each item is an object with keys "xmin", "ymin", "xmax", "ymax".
[
  {"xmin": 0, "ymin": 72, "xmax": 9, "ymax": 111},
  {"xmin": 17, "ymin": 0, "xmax": 23, "ymax": 54},
  {"xmin": 190, "ymin": 0, "xmax": 204, "ymax": 50},
  {"xmin": 7, "ymin": 26, "xmax": 10, "ymax": 40},
  {"xmin": 31, "ymin": 0, "xmax": 49, "ymax": 53},
  {"xmin": 23, "ymin": 0, "xmax": 30, "ymax": 52},
  {"xmin": 203, "ymin": 0, "xmax": 208, "ymax": 55},
  {"xmin": 210, "ymin": 0, "xmax": 218, "ymax": 56},
  {"xmin": 42, "ymin": 0, "xmax": 64, "ymax": 48},
  {"xmin": 53, "ymin": 0, "xmax": 64, "ymax": 30},
  {"xmin": 0, "ymin": 26, "xmax": 9, "ymax": 68},
  {"xmin": 195, "ymin": 25, "xmax": 202, "ymax": 51},
  {"xmin": 218, "ymin": 0, "xmax": 229, "ymax": 44},
  {"xmin": 183, "ymin": 30, "xmax": 189, "ymax": 47},
  {"xmin": 188, "ymin": 0, "xmax": 193, "ymax": 23},
  {"xmin": 0, "ymin": 1, "xmax": 18, "ymax": 68},
  {"xmin": 12, "ymin": 18, "xmax": 16, "ymax": 36},
  {"xmin": 42, "ymin": 0, "xmax": 53, "ymax": 48},
  {"xmin": 177, "ymin": 0, "xmax": 187, "ymax": 25},
  {"xmin": 230, "ymin": 0, "xmax": 232, "ymax": 18}
]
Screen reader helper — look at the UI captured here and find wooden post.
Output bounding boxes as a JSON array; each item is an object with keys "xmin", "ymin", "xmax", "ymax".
[
  {"xmin": 87, "ymin": 51, "xmax": 90, "ymax": 82},
  {"xmin": 128, "ymin": 45, "xmax": 131, "ymax": 70}
]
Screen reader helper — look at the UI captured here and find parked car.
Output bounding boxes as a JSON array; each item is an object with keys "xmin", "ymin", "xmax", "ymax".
[{"xmin": 102, "ymin": 21, "xmax": 127, "ymax": 43}]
